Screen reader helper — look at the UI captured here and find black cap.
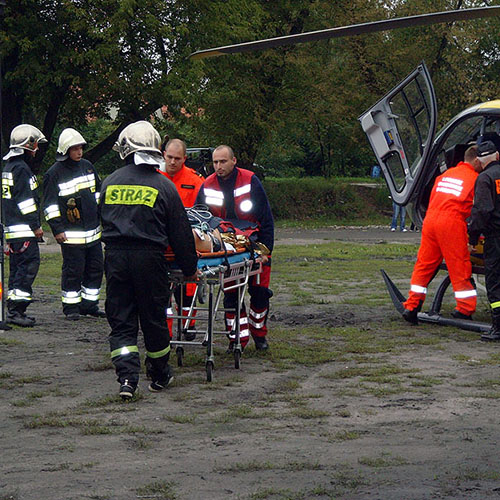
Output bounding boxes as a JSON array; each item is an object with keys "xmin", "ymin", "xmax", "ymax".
[{"xmin": 477, "ymin": 140, "xmax": 498, "ymax": 157}]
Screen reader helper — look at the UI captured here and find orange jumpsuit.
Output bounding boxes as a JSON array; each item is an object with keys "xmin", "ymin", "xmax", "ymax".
[
  {"xmin": 161, "ymin": 165, "xmax": 204, "ymax": 208},
  {"xmin": 160, "ymin": 165, "xmax": 204, "ymax": 333},
  {"xmin": 404, "ymin": 161, "xmax": 478, "ymax": 316}
]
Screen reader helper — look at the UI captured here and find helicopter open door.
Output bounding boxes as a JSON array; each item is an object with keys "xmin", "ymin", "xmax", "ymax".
[{"xmin": 359, "ymin": 63, "xmax": 437, "ymax": 205}]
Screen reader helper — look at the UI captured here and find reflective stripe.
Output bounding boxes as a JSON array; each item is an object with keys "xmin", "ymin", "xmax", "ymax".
[
  {"xmin": 63, "ymin": 227, "xmax": 101, "ymax": 245},
  {"xmin": 81, "ymin": 286, "xmax": 100, "ymax": 301},
  {"xmin": 204, "ymin": 188, "xmax": 223, "ymax": 199},
  {"xmin": 29, "ymin": 175, "xmax": 39, "ymax": 190},
  {"xmin": 436, "ymin": 186, "xmax": 462, "ymax": 197},
  {"xmin": 249, "ymin": 318, "xmax": 265, "ymax": 329},
  {"xmin": 410, "ymin": 284, "xmax": 427, "ymax": 294},
  {"xmin": 110, "ymin": 345, "xmax": 140, "ymax": 358},
  {"xmin": 18, "ymin": 198, "xmax": 37, "ymax": 215},
  {"xmin": 234, "ymin": 183, "xmax": 251, "ymax": 197},
  {"xmin": 145, "ymin": 345, "xmax": 171, "ymax": 359},
  {"xmin": 455, "ymin": 289, "xmax": 477, "ymax": 299},
  {"xmin": 62, "ymin": 290, "xmax": 81, "ymax": 304},
  {"xmin": 58, "ymin": 174, "xmax": 96, "ymax": 196},
  {"xmin": 4, "ymin": 224, "xmax": 35, "ymax": 239},
  {"xmin": 95, "ymin": 192, "xmax": 100, "ymax": 203},
  {"xmin": 9, "ymin": 289, "xmax": 32, "ymax": 302},
  {"xmin": 205, "ymin": 196, "xmax": 223, "ymax": 206},
  {"xmin": 491, "ymin": 301, "xmax": 500, "ymax": 310},
  {"xmin": 441, "ymin": 176, "xmax": 463, "ymax": 186},
  {"xmin": 250, "ymin": 308, "xmax": 267, "ymax": 320},
  {"xmin": 44, "ymin": 204, "xmax": 61, "ymax": 220},
  {"xmin": 2, "ymin": 172, "xmax": 13, "ymax": 182}
]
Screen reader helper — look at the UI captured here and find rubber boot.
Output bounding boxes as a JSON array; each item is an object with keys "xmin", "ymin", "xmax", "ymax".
[
  {"xmin": 481, "ymin": 309, "xmax": 500, "ymax": 342},
  {"xmin": 402, "ymin": 302, "xmax": 422, "ymax": 325}
]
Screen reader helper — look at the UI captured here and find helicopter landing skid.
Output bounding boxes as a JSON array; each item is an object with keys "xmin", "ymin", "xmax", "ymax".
[{"xmin": 380, "ymin": 269, "xmax": 491, "ymax": 333}]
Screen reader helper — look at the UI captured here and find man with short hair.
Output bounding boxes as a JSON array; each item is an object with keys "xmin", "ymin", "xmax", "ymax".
[
  {"xmin": 196, "ymin": 145, "xmax": 274, "ymax": 351},
  {"xmin": 160, "ymin": 138, "xmax": 204, "ymax": 340},
  {"xmin": 402, "ymin": 144, "xmax": 481, "ymax": 324},
  {"xmin": 43, "ymin": 128, "xmax": 105, "ymax": 321},
  {"xmin": 2, "ymin": 124, "xmax": 46, "ymax": 327},
  {"xmin": 468, "ymin": 140, "xmax": 500, "ymax": 341}
]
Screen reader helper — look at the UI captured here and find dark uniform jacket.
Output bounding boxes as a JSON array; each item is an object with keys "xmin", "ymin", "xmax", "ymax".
[
  {"xmin": 43, "ymin": 158, "xmax": 101, "ymax": 245},
  {"xmin": 99, "ymin": 162, "xmax": 197, "ymax": 277},
  {"xmin": 2, "ymin": 154, "xmax": 41, "ymax": 241},
  {"xmin": 469, "ymin": 160, "xmax": 500, "ymax": 246}
]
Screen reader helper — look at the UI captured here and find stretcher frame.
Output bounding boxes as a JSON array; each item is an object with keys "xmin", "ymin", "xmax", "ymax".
[{"xmin": 167, "ymin": 252, "xmax": 262, "ymax": 381}]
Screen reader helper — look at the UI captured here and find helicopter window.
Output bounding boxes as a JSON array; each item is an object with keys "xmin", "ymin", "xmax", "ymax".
[
  {"xmin": 384, "ymin": 152, "xmax": 405, "ymax": 192},
  {"xmin": 442, "ymin": 116, "xmax": 483, "ymax": 149},
  {"xmin": 388, "ymin": 74, "xmax": 431, "ymax": 177}
]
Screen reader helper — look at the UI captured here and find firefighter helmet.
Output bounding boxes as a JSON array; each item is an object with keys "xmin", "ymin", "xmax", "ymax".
[
  {"xmin": 113, "ymin": 121, "xmax": 161, "ymax": 160},
  {"xmin": 57, "ymin": 128, "xmax": 87, "ymax": 159},
  {"xmin": 9, "ymin": 124, "xmax": 47, "ymax": 152}
]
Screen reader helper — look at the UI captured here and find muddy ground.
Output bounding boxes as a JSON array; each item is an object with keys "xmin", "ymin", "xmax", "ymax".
[{"xmin": 3, "ymin": 227, "xmax": 500, "ymax": 500}]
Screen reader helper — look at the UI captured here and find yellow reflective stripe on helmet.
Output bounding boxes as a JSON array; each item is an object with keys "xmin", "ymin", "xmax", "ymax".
[
  {"xmin": 110, "ymin": 345, "xmax": 140, "ymax": 358},
  {"xmin": 104, "ymin": 185, "xmax": 158, "ymax": 208},
  {"xmin": 145, "ymin": 345, "xmax": 171, "ymax": 359},
  {"xmin": 491, "ymin": 301, "xmax": 500, "ymax": 310}
]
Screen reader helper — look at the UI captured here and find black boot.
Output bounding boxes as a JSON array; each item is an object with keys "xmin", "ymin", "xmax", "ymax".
[
  {"xmin": 481, "ymin": 309, "xmax": 500, "ymax": 342},
  {"xmin": 402, "ymin": 302, "xmax": 422, "ymax": 325}
]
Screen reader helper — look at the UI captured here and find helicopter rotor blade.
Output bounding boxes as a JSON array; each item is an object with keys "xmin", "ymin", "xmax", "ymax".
[{"xmin": 190, "ymin": 6, "xmax": 500, "ymax": 60}]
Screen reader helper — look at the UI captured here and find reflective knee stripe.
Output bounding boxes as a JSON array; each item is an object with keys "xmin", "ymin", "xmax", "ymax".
[
  {"xmin": 62, "ymin": 290, "xmax": 81, "ymax": 304},
  {"xmin": 410, "ymin": 284, "xmax": 427, "ymax": 294},
  {"xmin": 44, "ymin": 204, "xmax": 61, "ymax": 220},
  {"xmin": 227, "ymin": 316, "xmax": 249, "ymax": 340},
  {"xmin": 81, "ymin": 286, "xmax": 100, "ymax": 302},
  {"xmin": 111, "ymin": 345, "xmax": 139, "ymax": 358},
  {"xmin": 145, "ymin": 345, "xmax": 171, "ymax": 359},
  {"xmin": 455, "ymin": 289, "xmax": 477, "ymax": 299},
  {"xmin": 491, "ymin": 301, "xmax": 500, "ymax": 310},
  {"xmin": 9, "ymin": 289, "xmax": 32, "ymax": 302},
  {"xmin": 249, "ymin": 317, "xmax": 266, "ymax": 329}
]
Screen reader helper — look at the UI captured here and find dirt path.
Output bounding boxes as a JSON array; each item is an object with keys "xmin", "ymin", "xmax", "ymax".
[{"xmin": 5, "ymin": 228, "xmax": 500, "ymax": 500}]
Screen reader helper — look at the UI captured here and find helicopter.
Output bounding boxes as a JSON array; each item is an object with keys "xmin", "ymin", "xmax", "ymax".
[{"xmin": 191, "ymin": 5, "xmax": 500, "ymax": 333}]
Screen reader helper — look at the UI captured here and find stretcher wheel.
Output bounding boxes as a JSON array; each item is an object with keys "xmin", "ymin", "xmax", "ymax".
[
  {"xmin": 206, "ymin": 361, "xmax": 214, "ymax": 382},
  {"xmin": 176, "ymin": 346, "xmax": 184, "ymax": 367},
  {"xmin": 234, "ymin": 349, "xmax": 241, "ymax": 369}
]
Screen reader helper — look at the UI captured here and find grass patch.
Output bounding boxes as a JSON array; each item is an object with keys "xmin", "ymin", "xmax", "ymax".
[
  {"xmin": 358, "ymin": 452, "xmax": 409, "ymax": 467},
  {"xmin": 135, "ymin": 481, "xmax": 177, "ymax": 500}
]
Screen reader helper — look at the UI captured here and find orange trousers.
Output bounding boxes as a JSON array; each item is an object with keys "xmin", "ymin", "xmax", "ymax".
[{"xmin": 403, "ymin": 212, "xmax": 476, "ymax": 315}]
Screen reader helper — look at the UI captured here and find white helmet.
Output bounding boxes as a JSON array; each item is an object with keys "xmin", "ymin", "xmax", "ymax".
[
  {"xmin": 113, "ymin": 121, "xmax": 161, "ymax": 160},
  {"xmin": 9, "ymin": 124, "xmax": 47, "ymax": 152},
  {"xmin": 56, "ymin": 128, "xmax": 87, "ymax": 160}
]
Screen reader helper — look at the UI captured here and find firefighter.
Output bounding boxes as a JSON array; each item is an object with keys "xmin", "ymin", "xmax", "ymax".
[
  {"xmin": 468, "ymin": 140, "xmax": 500, "ymax": 341},
  {"xmin": 402, "ymin": 145, "xmax": 481, "ymax": 324},
  {"xmin": 2, "ymin": 125, "xmax": 46, "ymax": 327},
  {"xmin": 43, "ymin": 128, "xmax": 105, "ymax": 320},
  {"xmin": 100, "ymin": 121, "xmax": 198, "ymax": 400},
  {"xmin": 195, "ymin": 145, "xmax": 274, "ymax": 351},
  {"xmin": 160, "ymin": 138, "xmax": 204, "ymax": 341}
]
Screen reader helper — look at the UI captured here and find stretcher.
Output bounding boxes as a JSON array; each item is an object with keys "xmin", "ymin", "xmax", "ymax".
[{"xmin": 167, "ymin": 249, "xmax": 262, "ymax": 381}]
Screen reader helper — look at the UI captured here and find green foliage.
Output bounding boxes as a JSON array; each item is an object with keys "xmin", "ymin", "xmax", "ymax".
[{"xmin": 263, "ymin": 177, "xmax": 391, "ymax": 221}]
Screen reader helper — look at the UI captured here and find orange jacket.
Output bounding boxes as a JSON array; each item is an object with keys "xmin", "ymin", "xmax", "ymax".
[
  {"xmin": 161, "ymin": 165, "xmax": 204, "ymax": 208},
  {"xmin": 426, "ymin": 161, "xmax": 478, "ymax": 221}
]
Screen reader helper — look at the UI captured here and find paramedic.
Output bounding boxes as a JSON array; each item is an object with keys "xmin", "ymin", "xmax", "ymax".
[
  {"xmin": 196, "ymin": 145, "xmax": 274, "ymax": 351},
  {"xmin": 100, "ymin": 121, "xmax": 198, "ymax": 400},
  {"xmin": 468, "ymin": 141, "xmax": 500, "ymax": 341},
  {"xmin": 2, "ymin": 124, "xmax": 46, "ymax": 327},
  {"xmin": 160, "ymin": 138, "xmax": 204, "ymax": 340},
  {"xmin": 43, "ymin": 128, "xmax": 105, "ymax": 320},
  {"xmin": 402, "ymin": 144, "xmax": 481, "ymax": 324}
]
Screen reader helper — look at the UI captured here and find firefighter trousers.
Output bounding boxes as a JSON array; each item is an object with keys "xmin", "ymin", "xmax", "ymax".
[
  {"xmin": 404, "ymin": 214, "xmax": 476, "ymax": 315},
  {"xmin": 7, "ymin": 240, "xmax": 40, "ymax": 313},
  {"xmin": 105, "ymin": 245, "xmax": 172, "ymax": 386},
  {"xmin": 61, "ymin": 242, "xmax": 103, "ymax": 315},
  {"xmin": 484, "ymin": 236, "xmax": 500, "ymax": 312}
]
